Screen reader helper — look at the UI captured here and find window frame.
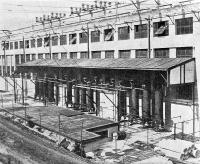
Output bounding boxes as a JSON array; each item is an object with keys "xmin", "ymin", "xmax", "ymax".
[
  {"xmin": 118, "ymin": 26, "xmax": 130, "ymax": 40},
  {"xmin": 134, "ymin": 24, "xmax": 147, "ymax": 39},
  {"xmin": 175, "ymin": 17, "xmax": 193, "ymax": 35},
  {"xmin": 153, "ymin": 21, "xmax": 169, "ymax": 37}
]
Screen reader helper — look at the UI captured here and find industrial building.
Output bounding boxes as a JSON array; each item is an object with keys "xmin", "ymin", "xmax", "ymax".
[{"xmin": 0, "ymin": 0, "xmax": 199, "ymax": 139}]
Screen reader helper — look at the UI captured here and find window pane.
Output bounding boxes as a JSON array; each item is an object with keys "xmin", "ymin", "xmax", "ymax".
[
  {"xmin": 14, "ymin": 42, "xmax": 18, "ymax": 49},
  {"xmin": 31, "ymin": 39, "xmax": 36, "ymax": 48},
  {"xmin": 70, "ymin": 52, "xmax": 77, "ymax": 59},
  {"xmin": 119, "ymin": 50, "xmax": 131, "ymax": 58},
  {"xmin": 25, "ymin": 40, "xmax": 29, "ymax": 48},
  {"xmin": 79, "ymin": 32, "xmax": 88, "ymax": 43},
  {"xmin": 154, "ymin": 48, "xmax": 169, "ymax": 58},
  {"xmin": 136, "ymin": 49, "xmax": 148, "ymax": 58},
  {"xmin": 176, "ymin": 47, "xmax": 193, "ymax": 58},
  {"xmin": 61, "ymin": 52, "xmax": 67, "ymax": 59},
  {"xmin": 105, "ymin": 50, "xmax": 114, "ymax": 58},
  {"xmin": 91, "ymin": 31, "xmax": 100, "ymax": 42},
  {"xmin": 26, "ymin": 54, "xmax": 30, "ymax": 62},
  {"xmin": 38, "ymin": 53, "xmax": 43, "ymax": 59},
  {"xmin": 92, "ymin": 51, "xmax": 101, "ymax": 58},
  {"xmin": 37, "ymin": 38, "xmax": 42, "ymax": 47},
  {"xmin": 153, "ymin": 21, "xmax": 169, "ymax": 37},
  {"xmin": 52, "ymin": 36, "xmax": 58, "ymax": 46},
  {"xmin": 175, "ymin": 17, "xmax": 193, "ymax": 35},
  {"xmin": 10, "ymin": 42, "xmax": 13, "ymax": 50},
  {"xmin": 118, "ymin": 26, "xmax": 130, "ymax": 40},
  {"xmin": 53, "ymin": 53, "xmax": 58, "ymax": 59},
  {"xmin": 15, "ymin": 55, "xmax": 20, "ymax": 64},
  {"xmin": 69, "ymin": 33, "xmax": 77, "ymax": 44},
  {"xmin": 80, "ymin": 52, "xmax": 89, "ymax": 58},
  {"xmin": 60, "ymin": 35, "xmax": 67, "ymax": 45},
  {"xmin": 134, "ymin": 24, "xmax": 147, "ymax": 39},
  {"xmin": 104, "ymin": 29, "xmax": 114, "ymax": 41}
]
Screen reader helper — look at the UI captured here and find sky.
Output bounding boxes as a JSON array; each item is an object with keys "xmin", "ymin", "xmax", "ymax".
[{"xmin": 0, "ymin": 0, "xmax": 198, "ymax": 33}]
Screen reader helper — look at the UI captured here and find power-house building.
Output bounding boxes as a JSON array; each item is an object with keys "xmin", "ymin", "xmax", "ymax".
[{"xmin": 0, "ymin": 1, "xmax": 200, "ymax": 137}]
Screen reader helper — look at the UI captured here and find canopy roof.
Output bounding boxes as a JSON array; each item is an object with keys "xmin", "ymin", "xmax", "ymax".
[{"xmin": 17, "ymin": 58, "xmax": 194, "ymax": 71}]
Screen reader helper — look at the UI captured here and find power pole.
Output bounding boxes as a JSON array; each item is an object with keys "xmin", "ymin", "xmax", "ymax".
[
  {"xmin": 87, "ymin": 23, "xmax": 90, "ymax": 59},
  {"xmin": 3, "ymin": 41, "xmax": 8, "ymax": 91},
  {"xmin": 49, "ymin": 33, "xmax": 52, "ymax": 59},
  {"xmin": 147, "ymin": 15, "xmax": 151, "ymax": 58}
]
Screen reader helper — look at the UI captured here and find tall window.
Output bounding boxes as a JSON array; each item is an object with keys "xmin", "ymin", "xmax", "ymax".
[
  {"xmin": 15, "ymin": 55, "xmax": 20, "ymax": 64},
  {"xmin": 92, "ymin": 51, "xmax": 101, "ymax": 58},
  {"xmin": 153, "ymin": 21, "xmax": 169, "ymax": 37},
  {"xmin": 119, "ymin": 50, "xmax": 131, "ymax": 58},
  {"xmin": 44, "ymin": 37, "xmax": 50, "ymax": 47},
  {"xmin": 105, "ymin": 50, "xmax": 114, "ymax": 58},
  {"xmin": 19, "ymin": 41, "xmax": 24, "ymax": 49},
  {"xmin": 60, "ymin": 35, "xmax": 67, "ymax": 45},
  {"xmin": 134, "ymin": 24, "xmax": 147, "ymax": 39},
  {"xmin": 31, "ymin": 39, "xmax": 36, "ymax": 48},
  {"xmin": 4, "ymin": 42, "xmax": 9, "ymax": 50},
  {"xmin": 79, "ymin": 32, "xmax": 88, "ymax": 43},
  {"xmin": 21, "ymin": 54, "xmax": 25, "ymax": 63},
  {"xmin": 176, "ymin": 47, "xmax": 193, "ymax": 58},
  {"xmin": 70, "ymin": 52, "xmax": 77, "ymax": 59},
  {"xmin": 53, "ymin": 53, "xmax": 58, "ymax": 59},
  {"xmin": 104, "ymin": 29, "xmax": 114, "ymax": 41},
  {"xmin": 10, "ymin": 42, "xmax": 13, "ymax": 50},
  {"xmin": 52, "ymin": 36, "xmax": 58, "ymax": 46},
  {"xmin": 38, "ymin": 53, "xmax": 43, "ymax": 59},
  {"xmin": 136, "ymin": 49, "xmax": 148, "ymax": 58},
  {"xmin": 26, "ymin": 54, "xmax": 30, "ymax": 62},
  {"xmin": 14, "ymin": 41, "xmax": 18, "ymax": 49},
  {"xmin": 37, "ymin": 38, "xmax": 42, "ymax": 47},
  {"xmin": 61, "ymin": 52, "xmax": 67, "ymax": 59},
  {"xmin": 118, "ymin": 26, "xmax": 130, "ymax": 40},
  {"xmin": 154, "ymin": 48, "xmax": 169, "ymax": 58},
  {"xmin": 176, "ymin": 17, "xmax": 193, "ymax": 35},
  {"xmin": 32, "ymin": 54, "xmax": 36, "ymax": 61},
  {"xmin": 25, "ymin": 40, "xmax": 29, "ymax": 48},
  {"xmin": 69, "ymin": 33, "xmax": 77, "ymax": 44},
  {"xmin": 80, "ymin": 52, "xmax": 89, "ymax": 59},
  {"xmin": 91, "ymin": 30, "xmax": 100, "ymax": 42},
  {"xmin": 45, "ymin": 53, "xmax": 50, "ymax": 59}
]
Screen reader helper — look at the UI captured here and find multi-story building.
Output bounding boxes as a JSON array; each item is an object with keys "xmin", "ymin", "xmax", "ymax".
[{"xmin": 0, "ymin": 1, "xmax": 199, "ymax": 136}]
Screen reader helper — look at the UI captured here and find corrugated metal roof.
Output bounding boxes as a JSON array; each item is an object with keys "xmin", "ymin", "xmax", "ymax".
[{"xmin": 18, "ymin": 58, "xmax": 193, "ymax": 71}]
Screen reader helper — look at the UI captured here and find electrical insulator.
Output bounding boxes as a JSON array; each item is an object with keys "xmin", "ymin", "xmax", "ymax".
[
  {"xmin": 104, "ymin": 1, "xmax": 107, "ymax": 8},
  {"xmin": 82, "ymin": 3, "xmax": 85, "ymax": 10},
  {"xmin": 43, "ymin": 15, "xmax": 46, "ymax": 21},
  {"xmin": 36, "ymin": 17, "xmax": 38, "ymax": 22},
  {"xmin": 48, "ymin": 15, "xmax": 50, "ymax": 20},
  {"xmin": 108, "ymin": 2, "xmax": 112, "ymax": 7},
  {"xmin": 70, "ymin": 7, "xmax": 73, "ymax": 15}
]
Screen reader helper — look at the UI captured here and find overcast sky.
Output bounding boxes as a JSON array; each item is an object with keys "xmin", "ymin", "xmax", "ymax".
[{"xmin": 0, "ymin": 0, "xmax": 198, "ymax": 33}]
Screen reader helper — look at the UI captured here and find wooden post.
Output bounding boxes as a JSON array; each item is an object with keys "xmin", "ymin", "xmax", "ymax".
[
  {"xmin": 174, "ymin": 123, "xmax": 176, "ymax": 140},
  {"xmin": 96, "ymin": 90, "xmax": 100, "ymax": 116},
  {"xmin": 21, "ymin": 73, "xmax": 25, "ymax": 105}
]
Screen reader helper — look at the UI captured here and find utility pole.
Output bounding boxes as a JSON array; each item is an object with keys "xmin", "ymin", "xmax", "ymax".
[
  {"xmin": 49, "ymin": 33, "xmax": 52, "ymax": 59},
  {"xmin": 87, "ymin": 23, "xmax": 90, "ymax": 59},
  {"xmin": 3, "ymin": 41, "xmax": 8, "ymax": 91},
  {"xmin": 147, "ymin": 15, "xmax": 151, "ymax": 58}
]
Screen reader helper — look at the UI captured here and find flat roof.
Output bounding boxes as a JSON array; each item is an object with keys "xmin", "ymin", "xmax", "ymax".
[
  {"xmin": 5, "ymin": 106, "xmax": 118, "ymax": 143},
  {"xmin": 17, "ymin": 58, "xmax": 194, "ymax": 71}
]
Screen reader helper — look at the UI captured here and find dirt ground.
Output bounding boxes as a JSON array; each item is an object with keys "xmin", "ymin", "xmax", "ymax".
[{"xmin": 0, "ymin": 115, "xmax": 91, "ymax": 164}]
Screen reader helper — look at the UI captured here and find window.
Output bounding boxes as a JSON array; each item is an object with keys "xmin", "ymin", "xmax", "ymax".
[
  {"xmin": 175, "ymin": 17, "xmax": 193, "ymax": 35},
  {"xmin": 52, "ymin": 36, "xmax": 58, "ymax": 46},
  {"xmin": 134, "ymin": 24, "xmax": 147, "ymax": 39},
  {"xmin": 14, "ymin": 42, "xmax": 18, "ymax": 49},
  {"xmin": 118, "ymin": 26, "xmax": 130, "ymax": 40},
  {"xmin": 11, "ymin": 66, "xmax": 14, "ymax": 74},
  {"xmin": 70, "ymin": 52, "xmax": 77, "ymax": 59},
  {"xmin": 44, "ymin": 37, "xmax": 50, "ymax": 47},
  {"xmin": 4, "ymin": 42, "xmax": 9, "ymax": 50},
  {"xmin": 91, "ymin": 30, "xmax": 100, "ymax": 42},
  {"xmin": 53, "ymin": 53, "xmax": 58, "ymax": 59},
  {"xmin": 32, "ymin": 54, "xmax": 36, "ymax": 61},
  {"xmin": 61, "ymin": 52, "xmax": 67, "ymax": 59},
  {"xmin": 19, "ymin": 41, "xmax": 24, "ymax": 49},
  {"xmin": 7, "ymin": 66, "xmax": 10, "ymax": 76},
  {"xmin": 45, "ymin": 53, "xmax": 50, "ymax": 59},
  {"xmin": 153, "ymin": 21, "xmax": 169, "ymax": 37},
  {"xmin": 3, "ymin": 66, "xmax": 6, "ymax": 76},
  {"xmin": 80, "ymin": 52, "xmax": 89, "ymax": 59},
  {"xmin": 60, "ymin": 35, "xmax": 67, "ymax": 45},
  {"xmin": 26, "ymin": 54, "xmax": 30, "ymax": 62},
  {"xmin": 105, "ymin": 50, "xmax": 114, "ymax": 58},
  {"xmin": 15, "ymin": 55, "xmax": 20, "ymax": 64},
  {"xmin": 21, "ymin": 54, "xmax": 25, "ymax": 63},
  {"xmin": 119, "ymin": 50, "xmax": 131, "ymax": 58},
  {"xmin": 69, "ymin": 33, "xmax": 77, "ymax": 44},
  {"xmin": 170, "ymin": 83, "xmax": 193, "ymax": 100},
  {"xmin": 176, "ymin": 47, "xmax": 193, "ymax": 58},
  {"xmin": 38, "ymin": 53, "xmax": 43, "ymax": 59},
  {"xmin": 10, "ymin": 42, "xmax": 13, "ymax": 50},
  {"xmin": 37, "ymin": 38, "xmax": 42, "ymax": 47},
  {"xmin": 79, "ymin": 32, "xmax": 88, "ymax": 43},
  {"xmin": 31, "ymin": 39, "xmax": 36, "ymax": 48},
  {"xmin": 154, "ymin": 48, "xmax": 169, "ymax": 58},
  {"xmin": 92, "ymin": 51, "xmax": 101, "ymax": 58},
  {"xmin": 104, "ymin": 29, "xmax": 114, "ymax": 41},
  {"xmin": 136, "ymin": 49, "xmax": 148, "ymax": 58},
  {"xmin": 25, "ymin": 40, "xmax": 29, "ymax": 48}
]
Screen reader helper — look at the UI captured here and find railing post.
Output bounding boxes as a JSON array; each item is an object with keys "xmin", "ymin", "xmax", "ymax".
[{"xmin": 174, "ymin": 123, "xmax": 177, "ymax": 140}]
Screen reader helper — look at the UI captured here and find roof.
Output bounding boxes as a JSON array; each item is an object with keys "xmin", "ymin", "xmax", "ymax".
[
  {"xmin": 17, "ymin": 58, "xmax": 194, "ymax": 71},
  {"xmin": 5, "ymin": 106, "xmax": 118, "ymax": 143}
]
